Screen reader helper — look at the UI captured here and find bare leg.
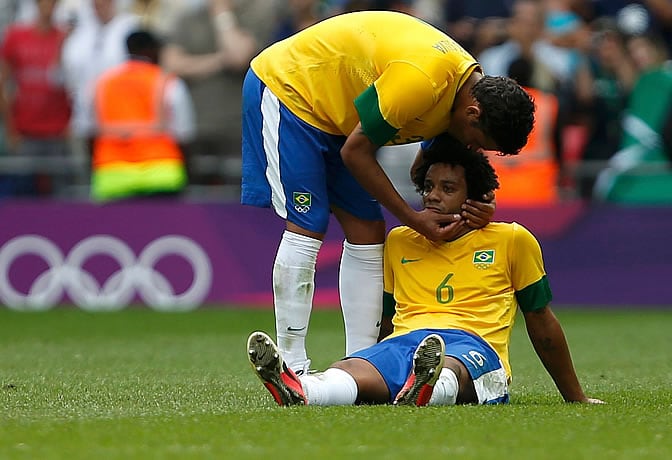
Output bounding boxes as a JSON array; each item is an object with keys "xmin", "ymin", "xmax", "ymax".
[{"xmin": 331, "ymin": 358, "xmax": 390, "ymax": 404}]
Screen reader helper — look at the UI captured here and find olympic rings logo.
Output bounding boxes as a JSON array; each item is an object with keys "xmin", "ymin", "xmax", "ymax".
[
  {"xmin": 0, "ymin": 235, "xmax": 212, "ymax": 312},
  {"xmin": 294, "ymin": 205, "xmax": 310, "ymax": 213}
]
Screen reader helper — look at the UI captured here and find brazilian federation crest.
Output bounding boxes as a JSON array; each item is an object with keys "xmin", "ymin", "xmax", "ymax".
[
  {"xmin": 473, "ymin": 250, "xmax": 495, "ymax": 270},
  {"xmin": 293, "ymin": 192, "xmax": 312, "ymax": 213}
]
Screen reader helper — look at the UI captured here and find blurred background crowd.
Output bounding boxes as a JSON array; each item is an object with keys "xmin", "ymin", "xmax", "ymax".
[{"xmin": 0, "ymin": 0, "xmax": 671, "ymax": 205}]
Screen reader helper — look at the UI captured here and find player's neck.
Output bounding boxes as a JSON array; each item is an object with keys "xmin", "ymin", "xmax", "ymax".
[
  {"xmin": 443, "ymin": 226, "xmax": 473, "ymax": 243},
  {"xmin": 457, "ymin": 71, "xmax": 482, "ymax": 101}
]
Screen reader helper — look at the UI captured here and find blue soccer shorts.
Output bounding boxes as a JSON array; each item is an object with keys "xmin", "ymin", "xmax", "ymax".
[
  {"xmin": 241, "ymin": 69, "xmax": 384, "ymax": 234},
  {"xmin": 350, "ymin": 328, "xmax": 510, "ymax": 404}
]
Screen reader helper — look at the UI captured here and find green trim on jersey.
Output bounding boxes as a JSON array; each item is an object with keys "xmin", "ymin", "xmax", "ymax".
[
  {"xmin": 516, "ymin": 275, "xmax": 552, "ymax": 312},
  {"xmin": 382, "ymin": 291, "xmax": 396, "ymax": 318},
  {"xmin": 354, "ymin": 85, "xmax": 399, "ymax": 146}
]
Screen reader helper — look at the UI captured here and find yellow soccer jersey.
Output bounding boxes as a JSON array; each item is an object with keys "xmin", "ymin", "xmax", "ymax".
[
  {"xmin": 383, "ymin": 222, "xmax": 552, "ymax": 377},
  {"xmin": 250, "ymin": 11, "xmax": 480, "ymax": 146}
]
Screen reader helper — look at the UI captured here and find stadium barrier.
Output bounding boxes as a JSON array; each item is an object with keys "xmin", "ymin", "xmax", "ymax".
[{"xmin": 0, "ymin": 200, "xmax": 670, "ymax": 311}]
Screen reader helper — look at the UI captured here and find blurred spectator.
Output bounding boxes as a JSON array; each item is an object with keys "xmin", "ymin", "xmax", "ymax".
[
  {"xmin": 543, "ymin": 7, "xmax": 597, "ymax": 196},
  {"xmin": 577, "ymin": 18, "xmax": 636, "ymax": 199},
  {"xmin": 90, "ymin": 29, "xmax": 195, "ymax": 201},
  {"xmin": 543, "ymin": 8, "xmax": 594, "ymax": 110},
  {"xmin": 161, "ymin": 0, "xmax": 262, "ymax": 195},
  {"xmin": 272, "ymin": 0, "xmax": 321, "ymax": 42},
  {"xmin": 0, "ymin": 0, "xmax": 72, "ymax": 197},
  {"xmin": 0, "ymin": 1, "xmax": 19, "ymax": 38},
  {"xmin": 331, "ymin": 0, "xmax": 415, "ymax": 14},
  {"xmin": 578, "ymin": 1, "xmax": 672, "ymax": 56},
  {"xmin": 662, "ymin": 96, "xmax": 672, "ymax": 154},
  {"xmin": 487, "ymin": 56, "xmax": 561, "ymax": 206},
  {"xmin": 126, "ymin": 0, "xmax": 190, "ymax": 40},
  {"xmin": 0, "ymin": 0, "xmax": 19, "ymax": 180},
  {"xmin": 414, "ymin": 0, "xmax": 511, "ymax": 56},
  {"xmin": 482, "ymin": 1, "xmax": 596, "ymax": 198},
  {"xmin": 478, "ymin": 0, "xmax": 557, "ymax": 93},
  {"xmin": 628, "ymin": 29, "xmax": 671, "ymax": 72},
  {"xmin": 13, "ymin": 0, "xmax": 83, "ymax": 31},
  {"xmin": 594, "ymin": 32, "xmax": 672, "ymax": 204},
  {"xmin": 62, "ymin": 0, "xmax": 139, "ymax": 162}
]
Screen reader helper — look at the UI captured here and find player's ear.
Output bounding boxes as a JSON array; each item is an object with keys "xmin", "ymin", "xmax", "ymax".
[{"xmin": 466, "ymin": 104, "xmax": 481, "ymax": 123}]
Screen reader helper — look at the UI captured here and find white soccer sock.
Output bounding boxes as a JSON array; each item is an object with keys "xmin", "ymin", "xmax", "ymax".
[
  {"xmin": 428, "ymin": 368, "xmax": 459, "ymax": 406},
  {"xmin": 339, "ymin": 241, "xmax": 384, "ymax": 355},
  {"xmin": 300, "ymin": 368, "xmax": 358, "ymax": 406},
  {"xmin": 273, "ymin": 230, "xmax": 322, "ymax": 373}
]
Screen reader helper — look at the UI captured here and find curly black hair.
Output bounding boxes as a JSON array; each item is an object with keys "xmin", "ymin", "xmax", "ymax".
[
  {"xmin": 472, "ymin": 75, "xmax": 535, "ymax": 156},
  {"xmin": 412, "ymin": 135, "xmax": 499, "ymax": 201}
]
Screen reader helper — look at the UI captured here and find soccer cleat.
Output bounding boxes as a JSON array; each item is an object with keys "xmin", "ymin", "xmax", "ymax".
[
  {"xmin": 393, "ymin": 333, "xmax": 445, "ymax": 406},
  {"xmin": 246, "ymin": 331, "xmax": 307, "ymax": 406}
]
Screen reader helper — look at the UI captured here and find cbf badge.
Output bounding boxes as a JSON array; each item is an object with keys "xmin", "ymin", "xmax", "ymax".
[
  {"xmin": 293, "ymin": 192, "xmax": 312, "ymax": 213},
  {"xmin": 473, "ymin": 249, "xmax": 495, "ymax": 270}
]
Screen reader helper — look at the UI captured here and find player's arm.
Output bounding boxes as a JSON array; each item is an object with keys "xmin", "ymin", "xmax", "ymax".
[
  {"xmin": 162, "ymin": 1, "xmax": 255, "ymax": 76},
  {"xmin": 523, "ymin": 306, "xmax": 604, "ymax": 404},
  {"xmin": 513, "ymin": 226, "xmax": 603, "ymax": 404},
  {"xmin": 377, "ymin": 291, "xmax": 395, "ymax": 341},
  {"xmin": 341, "ymin": 126, "xmax": 462, "ymax": 241}
]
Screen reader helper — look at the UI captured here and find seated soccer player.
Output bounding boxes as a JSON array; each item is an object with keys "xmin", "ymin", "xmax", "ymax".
[{"xmin": 246, "ymin": 136, "xmax": 604, "ymax": 406}]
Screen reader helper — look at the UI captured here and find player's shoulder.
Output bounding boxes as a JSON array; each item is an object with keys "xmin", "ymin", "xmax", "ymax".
[
  {"xmin": 387, "ymin": 225, "xmax": 418, "ymax": 240},
  {"xmin": 387, "ymin": 225, "xmax": 431, "ymax": 246},
  {"xmin": 487, "ymin": 221, "xmax": 530, "ymax": 231},
  {"xmin": 487, "ymin": 222, "xmax": 541, "ymax": 250},
  {"xmin": 486, "ymin": 221, "xmax": 536, "ymax": 239},
  {"xmin": 386, "ymin": 226, "xmax": 429, "ymax": 256}
]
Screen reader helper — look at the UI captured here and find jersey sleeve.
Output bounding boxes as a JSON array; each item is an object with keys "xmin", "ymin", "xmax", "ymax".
[
  {"xmin": 354, "ymin": 61, "xmax": 440, "ymax": 145},
  {"xmin": 510, "ymin": 223, "xmax": 552, "ymax": 312}
]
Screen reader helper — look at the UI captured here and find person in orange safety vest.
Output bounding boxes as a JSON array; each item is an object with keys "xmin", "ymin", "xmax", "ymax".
[
  {"xmin": 91, "ymin": 29, "xmax": 195, "ymax": 201},
  {"xmin": 487, "ymin": 56, "xmax": 560, "ymax": 206}
]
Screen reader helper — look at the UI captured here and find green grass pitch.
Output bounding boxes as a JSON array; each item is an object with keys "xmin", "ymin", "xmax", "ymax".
[{"xmin": 1, "ymin": 307, "xmax": 670, "ymax": 459}]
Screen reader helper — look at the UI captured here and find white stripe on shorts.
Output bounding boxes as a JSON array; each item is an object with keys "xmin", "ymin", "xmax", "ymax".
[
  {"xmin": 473, "ymin": 365, "xmax": 509, "ymax": 404},
  {"xmin": 261, "ymin": 87, "xmax": 287, "ymax": 218}
]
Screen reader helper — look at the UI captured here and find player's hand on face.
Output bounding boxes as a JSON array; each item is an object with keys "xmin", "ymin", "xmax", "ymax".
[
  {"xmin": 462, "ymin": 192, "xmax": 496, "ymax": 229},
  {"xmin": 412, "ymin": 209, "xmax": 464, "ymax": 241}
]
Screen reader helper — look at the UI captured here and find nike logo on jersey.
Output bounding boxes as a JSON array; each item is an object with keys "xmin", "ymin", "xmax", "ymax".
[
  {"xmin": 401, "ymin": 257, "xmax": 422, "ymax": 264},
  {"xmin": 287, "ymin": 326, "xmax": 307, "ymax": 332}
]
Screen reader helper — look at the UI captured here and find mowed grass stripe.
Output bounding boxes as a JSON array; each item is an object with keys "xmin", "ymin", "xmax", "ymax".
[{"xmin": 1, "ymin": 308, "xmax": 670, "ymax": 459}]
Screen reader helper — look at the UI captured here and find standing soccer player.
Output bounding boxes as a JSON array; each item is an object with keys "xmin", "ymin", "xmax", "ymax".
[{"xmin": 241, "ymin": 11, "xmax": 535, "ymax": 373}]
